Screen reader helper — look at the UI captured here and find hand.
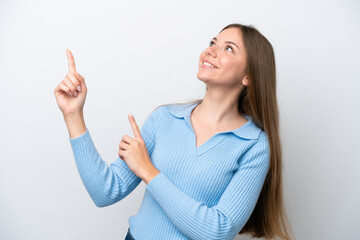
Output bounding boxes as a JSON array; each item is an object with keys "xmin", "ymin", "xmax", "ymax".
[
  {"xmin": 54, "ymin": 49, "xmax": 88, "ymax": 117},
  {"xmin": 118, "ymin": 113, "xmax": 160, "ymax": 184}
]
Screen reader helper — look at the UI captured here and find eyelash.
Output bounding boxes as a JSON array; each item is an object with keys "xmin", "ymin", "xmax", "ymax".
[{"xmin": 209, "ymin": 41, "xmax": 234, "ymax": 52}]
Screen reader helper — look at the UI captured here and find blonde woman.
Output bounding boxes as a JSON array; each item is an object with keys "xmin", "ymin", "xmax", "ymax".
[{"xmin": 54, "ymin": 23, "xmax": 293, "ymax": 240}]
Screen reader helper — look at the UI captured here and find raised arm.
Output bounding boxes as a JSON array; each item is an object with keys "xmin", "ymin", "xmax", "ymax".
[
  {"xmin": 54, "ymin": 49, "xmax": 157, "ymax": 207},
  {"xmin": 54, "ymin": 49, "xmax": 88, "ymax": 138}
]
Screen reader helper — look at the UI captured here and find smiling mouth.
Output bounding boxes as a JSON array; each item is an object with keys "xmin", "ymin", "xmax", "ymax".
[{"xmin": 202, "ymin": 61, "xmax": 217, "ymax": 68}]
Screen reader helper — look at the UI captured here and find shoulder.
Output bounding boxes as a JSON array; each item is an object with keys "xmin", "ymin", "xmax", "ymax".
[
  {"xmin": 252, "ymin": 130, "xmax": 270, "ymax": 153},
  {"xmin": 148, "ymin": 104, "xmax": 172, "ymax": 119},
  {"xmin": 240, "ymin": 128, "xmax": 270, "ymax": 156},
  {"xmin": 258, "ymin": 130, "xmax": 269, "ymax": 144},
  {"xmin": 249, "ymin": 130, "xmax": 271, "ymax": 160},
  {"xmin": 150, "ymin": 101, "xmax": 197, "ymax": 119},
  {"xmin": 144, "ymin": 104, "xmax": 174, "ymax": 126},
  {"xmin": 238, "ymin": 130, "xmax": 271, "ymax": 168}
]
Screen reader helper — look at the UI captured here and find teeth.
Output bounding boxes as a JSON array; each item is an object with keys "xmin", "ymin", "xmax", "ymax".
[{"xmin": 204, "ymin": 61, "xmax": 215, "ymax": 68}]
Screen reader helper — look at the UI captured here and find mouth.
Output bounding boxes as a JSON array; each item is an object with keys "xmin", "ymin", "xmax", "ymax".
[{"xmin": 202, "ymin": 60, "xmax": 218, "ymax": 69}]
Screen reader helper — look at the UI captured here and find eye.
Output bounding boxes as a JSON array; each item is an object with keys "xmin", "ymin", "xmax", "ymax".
[
  {"xmin": 225, "ymin": 45, "xmax": 233, "ymax": 52},
  {"xmin": 208, "ymin": 41, "xmax": 234, "ymax": 53}
]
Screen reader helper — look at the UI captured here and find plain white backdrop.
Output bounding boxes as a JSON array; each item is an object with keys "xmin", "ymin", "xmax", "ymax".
[{"xmin": 0, "ymin": 0, "xmax": 359, "ymax": 239}]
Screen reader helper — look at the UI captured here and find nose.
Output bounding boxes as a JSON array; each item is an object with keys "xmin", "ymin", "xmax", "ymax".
[{"xmin": 205, "ymin": 46, "xmax": 217, "ymax": 57}]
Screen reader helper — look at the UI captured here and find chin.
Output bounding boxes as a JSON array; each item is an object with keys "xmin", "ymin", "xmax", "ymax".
[
  {"xmin": 197, "ymin": 72, "xmax": 214, "ymax": 83},
  {"xmin": 196, "ymin": 73, "xmax": 206, "ymax": 82}
]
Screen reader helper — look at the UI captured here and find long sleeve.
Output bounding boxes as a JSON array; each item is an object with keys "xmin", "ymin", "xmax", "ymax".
[
  {"xmin": 145, "ymin": 137, "xmax": 270, "ymax": 240},
  {"xmin": 69, "ymin": 109, "xmax": 157, "ymax": 207}
]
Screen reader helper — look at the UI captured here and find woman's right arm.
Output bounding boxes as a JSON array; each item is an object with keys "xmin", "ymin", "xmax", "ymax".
[{"xmin": 54, "ymin": 49, "xmax": 142, "ymax": 207}]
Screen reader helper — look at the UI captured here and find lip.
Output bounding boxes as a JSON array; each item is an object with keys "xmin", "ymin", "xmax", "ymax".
[{"xmin": 201, "ymin": 59, "xmax": 218, "ymax": 69}]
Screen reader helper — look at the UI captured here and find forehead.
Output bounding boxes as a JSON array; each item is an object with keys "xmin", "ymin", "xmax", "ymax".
[{"xmin": 216, "ymin": 27, "xmax": 242, "ymax": 44}]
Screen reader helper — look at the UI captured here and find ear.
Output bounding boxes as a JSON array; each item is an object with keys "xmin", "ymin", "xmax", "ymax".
[{"xmin": 241, "ymin": 76, "xmax": 249, "ymax": 86}]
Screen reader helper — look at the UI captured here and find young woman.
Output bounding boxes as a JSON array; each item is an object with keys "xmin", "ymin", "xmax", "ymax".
[{"xmin": 54, "ymin": 23, "xmax": 293, "ymax": 240}]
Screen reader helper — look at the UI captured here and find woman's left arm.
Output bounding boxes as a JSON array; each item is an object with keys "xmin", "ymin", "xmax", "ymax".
[{"xmin": 146, "ymin": 138, "xmax": 270, "ymax": 240}]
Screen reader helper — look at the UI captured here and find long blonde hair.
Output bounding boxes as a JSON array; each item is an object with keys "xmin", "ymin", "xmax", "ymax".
[{"xmin": 157, "ymin": 23, "xmax": 294, "ymax": 240}]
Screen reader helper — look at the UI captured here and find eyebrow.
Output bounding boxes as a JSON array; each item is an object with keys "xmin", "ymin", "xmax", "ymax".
[{"xmin": 212, "ymin": 37, "xmax": 239, "ymax": 49}]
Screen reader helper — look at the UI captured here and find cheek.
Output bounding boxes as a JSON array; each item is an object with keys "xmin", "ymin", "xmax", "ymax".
[
  {"xmin": 220, "ymin": 57, "xmax": 239, "ymax": 71},
  {"xmin": 220, "ymin": 58, "xmax": 246, "ymax": 80}
]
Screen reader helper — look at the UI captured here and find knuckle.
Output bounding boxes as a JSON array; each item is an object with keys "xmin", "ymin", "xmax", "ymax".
[
  {"xmin": 66, "ymin": 72, "xmax": 73, "ymax": 78},
  {"xmin": 64, "ymin": 76, "xmax": 70, "ymax": 84},
  {"xmin": 61, "ymin": 83, "xmax": 68, "ymax": 90}
]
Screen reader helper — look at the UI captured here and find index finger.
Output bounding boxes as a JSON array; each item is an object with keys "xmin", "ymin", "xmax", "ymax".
[
  {"xmin": 128, "ymin": 113, "xmax": 142, "ymax": 139},
  {"xmin": 66, "ymin": 49, "xmax": 76, "ymax": 74}
]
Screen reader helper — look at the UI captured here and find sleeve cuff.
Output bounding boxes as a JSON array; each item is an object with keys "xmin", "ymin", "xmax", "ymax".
[
  {"xmin": 68, "ymin": 129, "xmax": 98, "ymax": 158},
  {"xmin": 69, "ymin": 129, "xmax": 89, "ymax": 141},
  {"xmin": 145, "ymin": 172, "xmax": 173, "ymax": 202},
  {"xmin": 145, "ymin": 172, "xmax": 191, "ymax": 211},
  {"xmin": 146, "ymin": 171, "xmax": 166, "ymax": 189}
]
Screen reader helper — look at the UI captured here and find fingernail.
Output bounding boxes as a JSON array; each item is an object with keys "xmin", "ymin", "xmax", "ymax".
[
  {"xmin": 128, "ymin": 112, "xmax": 133, "ymax": 119},
  {"xmin": 77, "ymin": 85, "xmax": 81, "ymax": 92},
  {"xmin": 74, "ymin": 91, "xmax": 78, "ymax": 97},
  {"xmin": 69, "ymin": 91, "xmax": 72, "ymax": 96}
]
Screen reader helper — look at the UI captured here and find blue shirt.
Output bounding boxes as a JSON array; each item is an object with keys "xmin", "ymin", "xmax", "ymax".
[{"xmin": 69, "ymin": 101, "xmax": 270, "ymax": 240}]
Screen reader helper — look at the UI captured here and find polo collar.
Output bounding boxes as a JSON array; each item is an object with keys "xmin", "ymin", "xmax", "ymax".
[{"xmin": 168, "ymin": 102, "xmax": 262, "ymax": 140}]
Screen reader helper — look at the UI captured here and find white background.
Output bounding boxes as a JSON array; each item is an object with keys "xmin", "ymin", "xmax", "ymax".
[{"xmin": 0, "ymin": 0, "xmax": 359, "ymax": 239}]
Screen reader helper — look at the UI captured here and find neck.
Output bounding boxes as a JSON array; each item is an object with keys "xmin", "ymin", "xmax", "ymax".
[{"xmin": 193, "ymin": 85, "xmax": 246, "ymax": 126}]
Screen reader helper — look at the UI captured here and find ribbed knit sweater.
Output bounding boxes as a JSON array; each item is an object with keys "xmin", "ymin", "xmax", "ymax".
[{"xmin": 69, "ymin": 101, "xmax": 270, "ymax": 240}]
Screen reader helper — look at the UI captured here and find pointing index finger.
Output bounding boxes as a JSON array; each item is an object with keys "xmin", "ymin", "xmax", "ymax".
[
  {"xmin": 128, "ymin": 113, "xmax": 142, "ymax": 139},
  {"xmin": 66, "ymin": 49, "xmax": 76, "ymax": 74}
]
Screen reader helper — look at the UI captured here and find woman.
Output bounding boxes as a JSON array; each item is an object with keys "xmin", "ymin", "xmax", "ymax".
[{"xmin": 54, "ymin": 23, "xmax": 293, "ymax": 240}]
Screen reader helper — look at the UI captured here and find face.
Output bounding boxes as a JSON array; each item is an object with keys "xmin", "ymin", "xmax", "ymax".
[{"xmin": 197, "ymin": 27, "xmax": 248, "ymax": 88}]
